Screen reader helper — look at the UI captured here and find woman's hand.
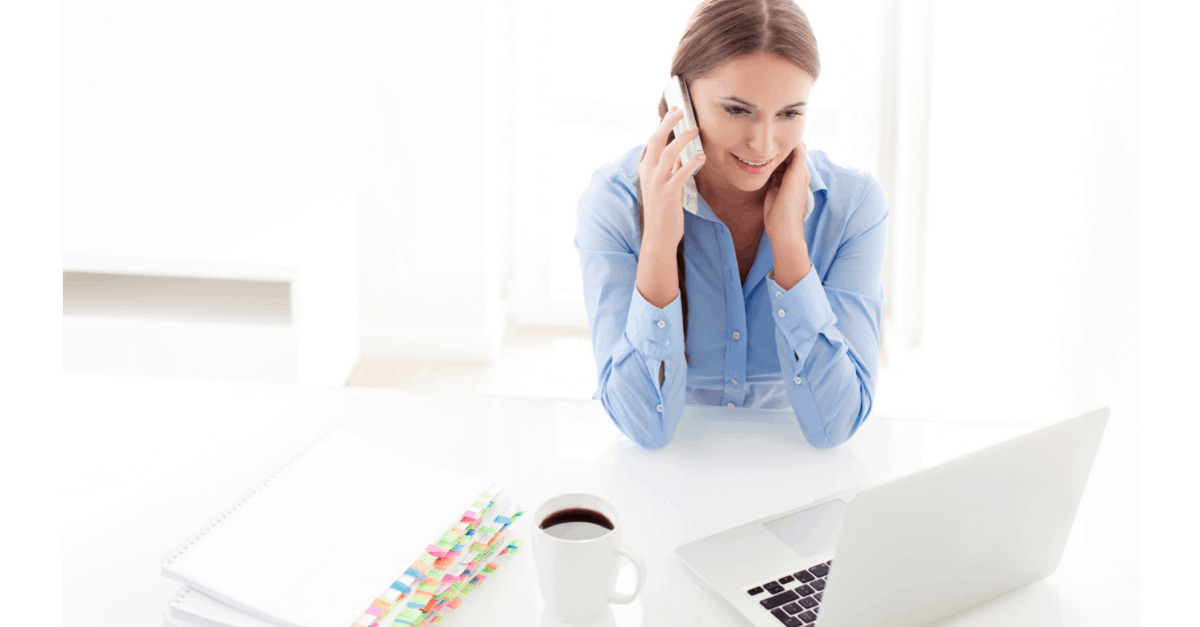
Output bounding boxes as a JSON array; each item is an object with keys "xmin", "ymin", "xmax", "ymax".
[
  {"xmin": 763, "ymin": 142, "xmax": 813, "ymax": 289},
  {"xmin": 634, "ymin": 107, "xmax": 706, "ymax": 308},
  {"xmin": 638, "ymin": 108, "xmax": 706, "ymax": 250}
]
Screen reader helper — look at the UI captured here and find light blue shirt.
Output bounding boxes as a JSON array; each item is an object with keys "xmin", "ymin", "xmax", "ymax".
[{"xmin": 575, "ymin": 145, "xmax": 888, "ymax": 449}]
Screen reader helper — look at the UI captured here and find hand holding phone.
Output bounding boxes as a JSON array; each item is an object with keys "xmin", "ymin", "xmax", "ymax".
[
  {"xmin": 635, "ymin": 106, "xmax": 705, "ymax": 306},
  {"xmin": 663, "ymin": 76, "xmax": 704, "ymax": 174},
  {"xmin": 637, "ymin": 104, "xmax": 705, "ymax": 251}
]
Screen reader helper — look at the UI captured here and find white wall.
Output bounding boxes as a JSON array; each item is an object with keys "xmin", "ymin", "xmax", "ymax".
[
  {"xmin": 63, "ymin": 1, "xmax": 363, "ymax": 385},
  {"xmin": 881, "ymin": 0, "xmax": 1139, "ymax": 432},
  {"xmin": 64, "ymin": 0, "xmax": 514, "ymax": 367},
  {"xmin": 355, "ymin": 0, "xmax": 512, "ymax": 362},
  {"xmin": 64, "ymin": 1, "xmax": 359, "ymax": 236}
]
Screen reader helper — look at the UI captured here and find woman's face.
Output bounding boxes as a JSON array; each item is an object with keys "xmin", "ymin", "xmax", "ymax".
[{"xmin": 689, "ymin": 50, "xmax": 815, "ymax": 197}]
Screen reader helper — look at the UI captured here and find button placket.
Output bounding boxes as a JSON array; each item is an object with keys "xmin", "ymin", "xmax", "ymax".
[{"xmin": 715, "ymin": 222, "xmax": 749, "ymax": 412}]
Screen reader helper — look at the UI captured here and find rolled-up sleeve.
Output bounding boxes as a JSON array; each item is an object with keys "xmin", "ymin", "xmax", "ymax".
[
  {"xmin": 768, "ymin": 175, "xmax": 887, "ymax": 448},
  {"xmin": 576, "ymin": 168, "xmax": 688, "ymax": 449}
]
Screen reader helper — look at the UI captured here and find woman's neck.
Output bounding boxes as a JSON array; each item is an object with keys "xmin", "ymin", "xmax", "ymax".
[{"xmin": 695, "ymin": 169, "xmax": 767, "ymax": 226}]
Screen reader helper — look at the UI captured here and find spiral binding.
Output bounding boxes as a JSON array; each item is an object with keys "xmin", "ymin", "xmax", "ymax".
[
  {"xmin": 169, "ymin": 585, "xmax": 192, "ymax": 607},
  {"xmin": 161, "ymin": 429, "xmax": 334, "ymax": 566}
]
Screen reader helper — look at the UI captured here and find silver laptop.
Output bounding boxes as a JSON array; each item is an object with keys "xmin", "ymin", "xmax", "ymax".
[{"xmin": 676, "ymin": 408, "xmax": 1108, "ymax": 627}]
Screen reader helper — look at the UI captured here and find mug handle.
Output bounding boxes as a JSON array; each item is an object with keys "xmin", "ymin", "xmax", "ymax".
[{"xmin": 609, "ymin": 543, "xmax": 647, "ymax": 604}]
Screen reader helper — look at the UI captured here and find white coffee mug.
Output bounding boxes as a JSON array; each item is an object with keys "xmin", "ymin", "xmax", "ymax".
[{"xmin": 532, "ymin": 493, "xmax": 647, "ymax": 624}]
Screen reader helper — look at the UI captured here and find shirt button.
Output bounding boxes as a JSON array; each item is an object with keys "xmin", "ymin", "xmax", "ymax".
[
  {"xmin": 732, "ymin": 331, "xmax": 741, "ymax": 340},
  {"xmin": 795, "ymin": 376, "xmax": 803, "ymax": 385},
  {"xmin": 656, "ymin": 404, "xmax": 664, "ymax": 412},
  {"xmin": 726, "ymin": 402, "xmax": 735, "ymax": 408},
  {"xmin": 731, "ymin": 378, "xmax": 738, "ymax": 385},
  {"xmin": 778, "ymin": 309, "xmax": 787, "ymax": 318},
  {"xmin": 657, "ymin": 320, "xmax": 665, "ymax": 328},
  {"xmin": 775, "ymin": 291, "xmax": 783, "ymax": 299}
]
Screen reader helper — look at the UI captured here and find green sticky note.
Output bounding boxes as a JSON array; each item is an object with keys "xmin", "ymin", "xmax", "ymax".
[{"xmin": 397, "ymin": 607, "xmax": 424, "ymax": 622}]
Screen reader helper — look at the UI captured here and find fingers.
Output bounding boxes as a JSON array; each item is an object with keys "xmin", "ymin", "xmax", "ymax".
[
  {"xmin": 657, "ymin": 125, "xmax": 701, "ymax": 180},
  {"xmin": 667, "ymin": 151, "xmax": 705, "ymax": 190},
  {"xmin": 763, "ymin": 185, "xmax": 779, "ymax": 213},
  {"xmin": 781, "ymin": 143, "xmax": 809, "ymax": 192},
  {"xmin": 644, "ymin": 107, "xmax": 685, "ymax": 166},
  {"xmin": 640, "ymin": 107, "xmax": 703, "ymax": 221}
]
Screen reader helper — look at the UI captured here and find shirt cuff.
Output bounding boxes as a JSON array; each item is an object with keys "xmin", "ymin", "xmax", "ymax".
[
  {"xmin": 766, "ymin": 266, "xmax": 836, "ymax": 352},
  {"xmin": 624, "ymin": 284, "xmax": 685, "ymax": 361}
]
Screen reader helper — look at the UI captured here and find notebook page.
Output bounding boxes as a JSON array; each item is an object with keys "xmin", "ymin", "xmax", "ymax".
[
  {"xmin": 168, "ymin": 585, "xmax": 276, "ymax": 627},
  {"xmin": 162, "ymin": 430, "xmax": 491, "ymax": 627}
]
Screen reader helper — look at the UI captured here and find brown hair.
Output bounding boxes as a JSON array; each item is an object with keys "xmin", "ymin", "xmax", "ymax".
[{"xmin": 637, "ymin": 0, "xmax": 820, "ymax": 354}]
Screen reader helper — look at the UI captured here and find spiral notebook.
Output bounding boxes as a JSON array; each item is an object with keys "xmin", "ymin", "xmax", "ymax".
[{"xmin": 161, "ymin": 429, "xmax": 522, "ymax": 627}]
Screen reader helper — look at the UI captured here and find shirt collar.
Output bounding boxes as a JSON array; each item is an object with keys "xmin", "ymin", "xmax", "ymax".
[
  {"xmin": 807, "ymin": 158, "xmax": 829, "ymax": 197},
  {"xmin": 689, "ymin": 178, "xmax": 720, "ymax": 223}
]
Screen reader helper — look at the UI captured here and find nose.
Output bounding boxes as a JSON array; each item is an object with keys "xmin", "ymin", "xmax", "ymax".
[{"xmin": 746, "ymin": 117, "xmax": 773, "ymax": 156}]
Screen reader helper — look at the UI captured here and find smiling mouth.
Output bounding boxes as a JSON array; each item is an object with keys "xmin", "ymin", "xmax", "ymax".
[{"xmin": 735, "ymin": 155, "xmax": 772, "ymax": 167}]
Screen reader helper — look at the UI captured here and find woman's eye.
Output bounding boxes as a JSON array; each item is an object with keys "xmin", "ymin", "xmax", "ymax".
[
  {"xmin": 722, "ymin": 106, "xmax": 749, "ymax": 117},
  {"xmin": 780, "ymin": 110, "xmax": 804, "ymax": 120}
]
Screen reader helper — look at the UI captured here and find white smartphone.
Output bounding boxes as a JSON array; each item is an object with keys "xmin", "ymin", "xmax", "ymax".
[
  {"xmin": 664, "ymin": 75, "xmax": 704, "ymax": 169},
  {"xmin": 664, "ymin": 76, "xmax": 704, "ymax": 215}
]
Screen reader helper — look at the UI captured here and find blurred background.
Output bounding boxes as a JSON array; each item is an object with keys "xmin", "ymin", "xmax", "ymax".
[{"xmin": 62, "ymin": 0, "xmax": 1139, "ymax": 432}]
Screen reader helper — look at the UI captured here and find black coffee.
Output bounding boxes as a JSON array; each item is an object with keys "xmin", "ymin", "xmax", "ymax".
[{"xmin": 539, "ymin": 508, "xmax": 615, "ymax": 540}]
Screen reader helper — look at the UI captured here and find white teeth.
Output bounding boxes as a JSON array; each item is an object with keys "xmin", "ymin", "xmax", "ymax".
[{"xmin": 737, "ymin": 156, "xmax": 769, "ymax": 166}]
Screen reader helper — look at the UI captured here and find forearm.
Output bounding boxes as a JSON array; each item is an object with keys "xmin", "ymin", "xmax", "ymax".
[
  {"xmin": 581, "ymin": 238, "xmax": 688, "ymax": 448},
  {"xmin": 595, "ymin": 285, "xmax": 688, "ymax": 448},
  {"xmin": 776, "ymin": 329, "xmax": 873, "ymax": 448},
  {"xmin": 768, "ymin": 269, "xmax": 880, "ymax": 448},
  {"xmin": 768, "ymin": 228, "xmax": 813, "ymax": 290},
  {"xmin": 636, "ymin": 237, "xmax": 680, "ymax": 308},
  {"xmin": 577, "ymin": 151, "xmax": 694, "ymax": 449},
  {"xmin": 598, "ymin": 340, "xmax": 687, "ymax": 449}
]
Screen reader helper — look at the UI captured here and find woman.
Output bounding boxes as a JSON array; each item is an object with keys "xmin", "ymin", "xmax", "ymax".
[{"xmin": 576, "ymin": 0, "xmax": 887, "ymax": 449}]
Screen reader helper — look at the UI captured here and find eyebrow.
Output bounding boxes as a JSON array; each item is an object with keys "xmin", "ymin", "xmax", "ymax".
[{"xmin": 721, "ymin": 95, "xmax": 806, "ymax": 110}]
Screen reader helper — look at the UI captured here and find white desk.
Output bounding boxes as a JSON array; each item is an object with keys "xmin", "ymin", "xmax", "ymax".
[{"xmin": 62, "ymin": 374, "xmax": 1137, "ymax": 626}]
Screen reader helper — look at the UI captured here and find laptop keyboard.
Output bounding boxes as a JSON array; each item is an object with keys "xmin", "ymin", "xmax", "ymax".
[{"xmin": 746, "ymin": 560, "xmax": 831, "ymax": 626}]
